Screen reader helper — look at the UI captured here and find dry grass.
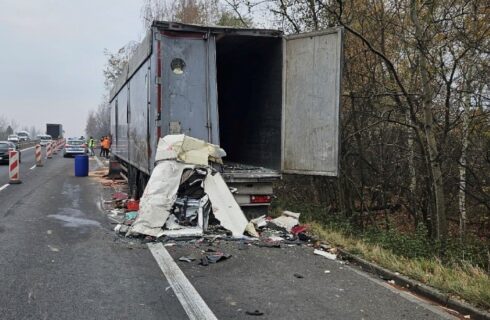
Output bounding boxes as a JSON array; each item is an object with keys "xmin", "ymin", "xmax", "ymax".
[{"xmin": 309, "ymin": 222, "xmax": 490, "ymax": 310}]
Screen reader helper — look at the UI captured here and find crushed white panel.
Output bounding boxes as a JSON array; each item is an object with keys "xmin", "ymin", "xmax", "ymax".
[
  {"xmin": 155, "ymin": 134, "xmax": 226, "ymax": 165},
  {"xmin": 270, "ymin": 210, "xmax": 300, "ymax": 232},
  {"xmin": 127, "ymin": 161, "xmax": 193, "ymax": 237},
  {"xmin": 204, "ymin": 171, "xmax": 248, "ymax": 236}
]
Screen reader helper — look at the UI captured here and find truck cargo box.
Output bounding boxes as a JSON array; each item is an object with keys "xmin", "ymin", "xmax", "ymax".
[{"xmin": 109, "ymin": 21, "xmax": 343, "ymax": 203}]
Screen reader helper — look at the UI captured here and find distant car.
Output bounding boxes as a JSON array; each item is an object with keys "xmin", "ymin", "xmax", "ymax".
[
  {"xmin": 16, "ymin": 131, "xmax": 30, "ymax": 142},
  {"xmin": 0, "ymin": 141, "xmax": 21, "ymax": 164},
  {"xmin": 63, "ymin": 139, "xmax": 87, "ymax": 157},
  {"xmin": 37, "ymin": 134, "xmax": 53, "ymax": 146},
  {"xmin": 8, "ymin": 134, "xmax": 19, "ymax": 144}
]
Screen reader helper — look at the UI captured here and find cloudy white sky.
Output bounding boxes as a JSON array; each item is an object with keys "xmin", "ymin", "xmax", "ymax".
[{"xmin": 0, "ymin": 0, "xmax": 144, "ymax": 137}]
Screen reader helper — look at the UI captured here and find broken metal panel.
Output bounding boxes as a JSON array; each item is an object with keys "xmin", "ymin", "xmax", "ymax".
[
  {"xmin": 204, "ymin": 171, "xmax": 248, "ymax": 236},
  {"xmin": 282, "ymin": 28, "xmax": 343, "ymax": 176},
  {"xmin": 161, "ymin": 34, "xmax": 219, "ymax": 144}
]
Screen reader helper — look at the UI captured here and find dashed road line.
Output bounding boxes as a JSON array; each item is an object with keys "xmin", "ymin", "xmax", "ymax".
[
  {"xmin": 148, "ymin": 242, "xmax": 218, "ymax": 320},
  {"xmin": 20, "ymin": 145, "xmax": 36, "ymax": 152},
  {"xmin": 0, "ymin": 184, "xmax": 9, "ymax": 192}
]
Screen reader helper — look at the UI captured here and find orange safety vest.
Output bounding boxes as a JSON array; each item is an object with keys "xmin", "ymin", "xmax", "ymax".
[{"xmin": 102, "ymin": 139, "xmax": 110, "ymax": 149}]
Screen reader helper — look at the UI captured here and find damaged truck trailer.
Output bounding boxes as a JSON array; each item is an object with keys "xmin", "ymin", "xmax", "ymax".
[{"xmin": 109, "ymin": 21, "xmax": 343, "ymax": 217}]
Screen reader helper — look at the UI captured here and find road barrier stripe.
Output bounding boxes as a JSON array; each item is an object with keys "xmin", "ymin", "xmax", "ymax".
[
  {"xmin": 148, "ymin": 243, "xmax": 218, "ymax": 320},
  {"xmin": 35, "ymin": 144, "xmax": 43, "ymax": 167},
  {"xmin": 9, "ymin": 150, "xmax": 21, "ymax": 184},
  {"xmin": 47, "ymin": 143, "xmax": 52, "ymax": 159}
]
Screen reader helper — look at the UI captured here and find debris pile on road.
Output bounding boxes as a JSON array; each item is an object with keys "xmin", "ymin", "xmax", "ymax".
[
  {"xmin": 110, "ymin": 134, "xmax": 248, "ymax": 239},
  {"xmin": 100, "ymin": 135, "xmax": 346, "ymax": 260}
]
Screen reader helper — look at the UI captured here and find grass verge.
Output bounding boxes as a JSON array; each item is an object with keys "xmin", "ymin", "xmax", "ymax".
[{"xmin": 309, "ymin": 222, "xmax": 490, "ymax": 311}]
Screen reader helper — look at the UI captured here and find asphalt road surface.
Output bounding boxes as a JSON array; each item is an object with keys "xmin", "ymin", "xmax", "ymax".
[{"xmin": 0, "ymin": 153, "xmax": 458, "ymax": 319}]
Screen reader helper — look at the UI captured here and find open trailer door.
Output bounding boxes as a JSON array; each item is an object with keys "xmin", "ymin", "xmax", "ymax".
[{"xmin": 281, "ymin": 28, "xmax": 343, "ymax": 176}]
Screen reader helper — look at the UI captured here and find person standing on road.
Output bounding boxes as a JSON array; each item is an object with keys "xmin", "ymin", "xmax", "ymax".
[
  {"xmin": 99, "ymin": 137, "xmax": 105, "ymax": 157},
  {"xmin": 88, "ymin": 136, "xmax": 95, "ymax": 156},
  {"xmin": 102, "ymin": 136, "xmax": 110, "ymax": 159}
]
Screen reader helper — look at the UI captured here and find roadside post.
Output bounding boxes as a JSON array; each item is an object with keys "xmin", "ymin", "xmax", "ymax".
[
  {"xmin": 53, "ymin": 142, "xmax": 58, "ymax": 155},
  {"xmin": 47, "ymin": 142, "xmax": 52, "ymax": 159},
  {"xmin": 9, "ymin": 150, "xmax": 21, "ymax": 184},
  {"xmin": 35, "ymin": 144, "xmax": 43, "ymax": 167}
]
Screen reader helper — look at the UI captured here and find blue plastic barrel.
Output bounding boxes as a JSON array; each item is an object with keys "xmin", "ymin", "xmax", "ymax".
[{"xmin": 74, "ymin": 155, "xmax": 89, "ymax": 177}]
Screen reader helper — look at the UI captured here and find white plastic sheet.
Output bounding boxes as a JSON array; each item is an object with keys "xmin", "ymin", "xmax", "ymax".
[{"xmin": 127, "ymin": 161, "xmax": 193, "ymax": 237}]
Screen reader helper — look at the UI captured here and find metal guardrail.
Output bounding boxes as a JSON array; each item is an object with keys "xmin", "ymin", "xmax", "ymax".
[{"xmin": 15, "ymin": 140, "xmax": 41, "ymax": 149}]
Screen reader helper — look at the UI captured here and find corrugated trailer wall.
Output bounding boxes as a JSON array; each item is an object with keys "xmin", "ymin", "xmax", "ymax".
[
  {"xmin": 128, "ymin": 60, "xmax": 151, "ymax": 174},
  {"xmin": 114, "ymin": 86, "xmax": 129, "ymax": 162}
]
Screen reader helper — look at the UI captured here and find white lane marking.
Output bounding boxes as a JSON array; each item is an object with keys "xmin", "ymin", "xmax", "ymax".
[
  {"xmin": 30, "ymin": 165, "xmax": 36, "ymax": 170},
  {"xmin": 20, "ymin": 146, "xmax": 36, "ymax": 152},
  {"xmin": 0, "ymin": 184, "xmax": 9, "ymax": 192},
  {"xmin": 148, "ymin": 243, "xmax": 218, "ymax": 320}
]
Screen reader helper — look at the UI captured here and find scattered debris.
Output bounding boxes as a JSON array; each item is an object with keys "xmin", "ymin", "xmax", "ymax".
[
  {"xmin": 246, "ymin": 310, "xmax": 264, "ymax": 316},
  {"xmin": 245, "ymin": 222, "xmax": 260, "ymax": 238},
  {"xmin": 47, "ymin": 245, "xmax": 59, "ymax": 252},
  {"xmin": 324, "ymin": 270, "xmax": 331, "ymax": 274},
  {"xmin": 125, "ymin": 211, "xmax": 138, "ymax": 220},
  {"xmin": 112, "ymin": 192, "xmax": 128, "ymax": 200},
  {"xmin": 388, "ymin": 280, "xmax": 395, "ymax": 285},
  {"xmin": 126, "ymin": 199, "xmax": 139, "ymax": 211},
  {"xmin": 250, "ymin": 215, "xmax": 268, "ymax": 228},
  {"xmin": 314, "ymin": 249, "xmax": 337, "ymax": 260},
  {"xmin": 269, "ymin": 211, "xmax": 300, "ymax": 232},
  {"xmin": 178, "ymin": 256, "xmax": 196, "ymax": 263},
  {"xmin": 200, "ymin": 253, "xmax": 232, "ymax": 266},
  {"xmin": 291, "ymin": 225, "xmax": 308, "ymax": 235}
]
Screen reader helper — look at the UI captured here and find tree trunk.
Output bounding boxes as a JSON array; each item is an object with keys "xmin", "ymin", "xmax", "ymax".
[
  {"xmin": 406, "ymin": 112, "xmax": 418, "ymax": 225},
  {"xmin": 459, "ymin": 78, "xmax": 471, "ymax": 242},
  {"xmin": 410, "ymin": 0, "xmax": 447, "ymax": 245}
]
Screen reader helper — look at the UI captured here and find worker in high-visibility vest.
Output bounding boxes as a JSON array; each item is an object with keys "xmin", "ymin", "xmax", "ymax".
[
  {"xmin": 102, "ymin": 136, "xmax": 110, "ymax": 159},
  {"xmin": 88, "ymin": 136, "xmax": 95, "ymax": 156}
]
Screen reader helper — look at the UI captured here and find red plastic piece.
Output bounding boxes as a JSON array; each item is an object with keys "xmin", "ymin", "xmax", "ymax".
[
  {"xmin": 291, "ymin": 225, "xmax": 308, "ymax": 235},
  {"xmin": 126, "ymin": 199, "xmax": 140, "ymax": 211}
]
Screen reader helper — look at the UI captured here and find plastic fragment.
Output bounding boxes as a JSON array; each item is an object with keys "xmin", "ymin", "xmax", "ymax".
[
  {"xmin": 246, "ymin": 310, "xmax": 264, "ymax": 316},
  {"xmin": 314, "ymin": 249, "xmax": 337, "ymax": 260},
  {"xmin": 178, "ymin": 256, "xmax": 195, "ymax": 263}
]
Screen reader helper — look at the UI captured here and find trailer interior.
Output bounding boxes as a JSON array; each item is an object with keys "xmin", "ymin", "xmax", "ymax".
[{"xmin": 216, "ymin": 35, "xmax": 283, "ymax": 170}]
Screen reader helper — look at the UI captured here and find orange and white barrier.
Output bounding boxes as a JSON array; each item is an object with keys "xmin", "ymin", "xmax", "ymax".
[
  {"xmin": 54, "ymin": 139, "xmax": 60, "ymax": 154},
  {"xmin": 47, "ymin": 142, "xmax": 52, "ymax": 159},
  {"xmin": 9, "ymin": 150, "xmax": 21, "ymax": 184},
  {"xmin": 35, "ymin": 144, "xmax": 43, "ymax": 167}
]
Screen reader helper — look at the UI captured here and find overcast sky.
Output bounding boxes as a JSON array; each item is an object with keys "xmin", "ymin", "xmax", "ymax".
[{"xmin": 0, "ymin": 0, "xmax": 144, "ymax": 137}]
